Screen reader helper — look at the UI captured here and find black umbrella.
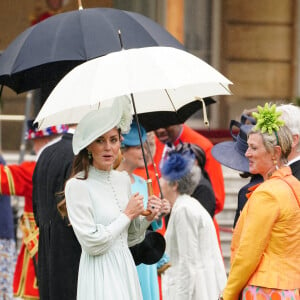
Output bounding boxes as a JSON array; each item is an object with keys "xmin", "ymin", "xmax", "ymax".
[
  {"xmin": 138, "ymin": 98, "xmax": 215, "ymax": 132},
  {"xmin": 0, "ymin": 7, "xmax": 184, "ymax": 94}
]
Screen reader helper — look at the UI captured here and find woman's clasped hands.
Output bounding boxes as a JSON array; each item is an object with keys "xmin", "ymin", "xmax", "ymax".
[
  {"xmin": 146, "ymin": 195, "xmax": 163, "ymax": 221},
  {"xmin": 124, "ymin": 192, "xmax": 145, "ymax": 220},
  {"xmin": 124, "ymin": 193, "xmax": 169, "ymax": 222},
  {"xmin": 160, "ymin": 198, "xmax": 171, "ymax": 216}
]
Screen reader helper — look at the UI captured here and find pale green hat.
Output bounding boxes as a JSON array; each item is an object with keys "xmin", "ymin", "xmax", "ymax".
[{"xmin": 72, "ymin": 95, "xmax": 132, "ymax": 155}]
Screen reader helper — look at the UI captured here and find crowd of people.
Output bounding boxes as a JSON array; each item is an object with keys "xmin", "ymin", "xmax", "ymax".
[
  {"xmin": 1, "ymin": 0, "xmax": 300, "ymax": 298},
  {"xmin": 0, "ymin": 99, "xmax": 299, "ymax": 300}
]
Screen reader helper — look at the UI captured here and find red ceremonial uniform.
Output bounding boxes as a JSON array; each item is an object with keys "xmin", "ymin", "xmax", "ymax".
[{"xmin": 0, "ymin": 161, "xmax": 39, "ymax": 299}]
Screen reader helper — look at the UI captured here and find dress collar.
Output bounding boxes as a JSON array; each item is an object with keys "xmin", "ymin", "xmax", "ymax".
[{"xmin": 246, "ymin": 166, "xmax": 292, "ymax": 199}]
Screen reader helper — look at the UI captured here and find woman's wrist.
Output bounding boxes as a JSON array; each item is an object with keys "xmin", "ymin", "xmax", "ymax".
[{"xmin": 123, "ymin": 210, "xmax": 135, "ymax": 220}]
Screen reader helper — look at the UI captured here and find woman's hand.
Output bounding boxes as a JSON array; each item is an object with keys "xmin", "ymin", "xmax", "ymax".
[
  {"xmin": 146, "ymin": 195, "xmax": 162, "ymax": 221},
  {"xmin": 124, "ymin": 192, "xmax": 145, "ymax": 220},
  {"xmin": 160, "ymin": 198, "xmax": 171, "ymax": 215}
]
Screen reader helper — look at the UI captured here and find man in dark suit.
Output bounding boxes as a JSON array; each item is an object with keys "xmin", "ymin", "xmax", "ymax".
[
  {"xmin": 277, "ymin": 104, "xmax": 300, "ymax": 179},
  {"xmin": 32, "ymin": 126, "xmax": 81, "ymax": 300}
]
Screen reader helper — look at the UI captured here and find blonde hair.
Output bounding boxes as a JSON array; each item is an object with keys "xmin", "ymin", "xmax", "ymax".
[{"xmin": 249, "ymin": 125, "xmax": 293, "ymax": 164}]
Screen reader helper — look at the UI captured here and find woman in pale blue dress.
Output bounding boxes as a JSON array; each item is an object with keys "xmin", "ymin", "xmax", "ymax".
[
  {"xmin": 118, "ymin": 121, "xmax": 170, "ymax": 300},
  {"xmin": 65, "ymin": 96, "xmax": 162, "ymax": 300}
]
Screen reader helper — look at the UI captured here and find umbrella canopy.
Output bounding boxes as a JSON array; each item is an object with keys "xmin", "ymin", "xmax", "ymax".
[
  {"xmin": 0, "ymin": 7, "xmax": 184, "ymax": 93},
  {"xmin": 34, "ymin": 46, "xmax": 232, "ymax": 130},
  {"xmin": 138, "ymin": 98, "xmax": 215, "ymax": 131}
]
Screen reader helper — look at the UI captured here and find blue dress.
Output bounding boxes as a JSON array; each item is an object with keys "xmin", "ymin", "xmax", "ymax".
[{"xmin": 132, "ymin": 174, "xmax": 162, "ymax": 300}]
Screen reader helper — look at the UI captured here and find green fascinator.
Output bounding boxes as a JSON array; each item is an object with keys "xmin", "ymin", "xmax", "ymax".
[{"xmin": 252, "ymin": 103, "xmax": 285, "ymax": 135}]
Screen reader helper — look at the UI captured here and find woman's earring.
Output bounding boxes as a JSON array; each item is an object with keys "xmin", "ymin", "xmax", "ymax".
[
  {"xmin": 273, "ymin": 158, "xmax": 279, "ymax": 170},
  {"xmin": 88, "ymin": 151, "xmax": 92, "ymax": 160}
]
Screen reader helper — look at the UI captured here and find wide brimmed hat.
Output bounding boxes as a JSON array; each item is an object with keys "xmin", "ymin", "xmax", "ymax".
[
  {"xmin": 25, "ymin": 119, "xmax": 68, "ymax": 140},
  {"xmin": 212, "ymin": 120, "xmax": 253, "ymax": 173},
  {"xmin": 121, "ymin": 120, "xmax": 147, "ymax": 147},
  {"xmin": 72, "ymin": 95, "xmax": 132, "ymax": 155},
  {"xmin": 130, "ymin": 230, "xmax": 166, "ymax": 265}
]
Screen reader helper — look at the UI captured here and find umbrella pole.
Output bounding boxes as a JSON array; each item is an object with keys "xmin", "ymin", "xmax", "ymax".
[
  {"xmin": 145, "ymin": 139, "xmax": 164, "ymax": 199},
  {"xmin": 0, "ymin": 85, "xmax": 3, "ymax": 108},
  {"xmin": 77, "ymin": 0, "xmax": 83, "ymax": 10},
  {"xmin": 130, "ymin": 93, "xmax": 152, "ymax": 216},
  {"xmin": 145, "ymin": 140, "xmax": 167, "ymax": 218},
  {"xmin": 0, "ymin": 85, "xmax": 2, "ymax": 152},
  {"xmin": 118, "ymin": 30, "xmax": 124, "ymax": 49}
]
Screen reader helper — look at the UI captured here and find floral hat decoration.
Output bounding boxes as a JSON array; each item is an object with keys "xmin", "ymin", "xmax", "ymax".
[
  {"xmin": 160, "ymin": 148, "xmax": 195, "ymax": 181},
  {"xmin": 252, "ymin": 103, "xmax": 285, "ymax": 143}
]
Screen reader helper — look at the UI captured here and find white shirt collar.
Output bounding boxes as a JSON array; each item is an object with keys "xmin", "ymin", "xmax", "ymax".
[
  {"xmin": 67, "ymin": 127, "xmax": 75, "ymax": 134},
  {"xmin": 287, "ymin": 155, "xmax": 300, "ymax": 166}
]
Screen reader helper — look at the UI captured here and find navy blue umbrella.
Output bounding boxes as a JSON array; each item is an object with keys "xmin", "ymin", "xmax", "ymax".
[{"xmin": 0, "ymin": 7, "xmax": 184, "ymax": 93}]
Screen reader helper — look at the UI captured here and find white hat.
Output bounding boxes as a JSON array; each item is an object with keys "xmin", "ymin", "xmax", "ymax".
[{"xmin": 72, "ymin": 95, "xmax": 132, "ymax": 155}]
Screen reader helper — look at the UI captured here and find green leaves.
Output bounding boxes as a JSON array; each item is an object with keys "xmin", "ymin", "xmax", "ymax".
[{"xmin": 252, "ymin": 103, "xmax": 285, "ymax": 135}]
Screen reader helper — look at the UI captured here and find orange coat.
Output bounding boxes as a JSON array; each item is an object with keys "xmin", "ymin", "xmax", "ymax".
[{"xmin": 223, "ymin": 167, "xmax": 300, "ymax": 300}]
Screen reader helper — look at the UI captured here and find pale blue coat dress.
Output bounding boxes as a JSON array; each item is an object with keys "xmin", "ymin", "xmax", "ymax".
[
  {"xmin": 131, "ymin": 174, "xmax": 162, "ymax": 300},
  {"xmin": 65, "ymin": 167, "xmax": 150, "ymax": 300}
]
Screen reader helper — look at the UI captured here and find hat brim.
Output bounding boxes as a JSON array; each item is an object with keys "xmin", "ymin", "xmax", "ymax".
[
  {"xmin": 73, "ymin": 106, "xmax": 121, "ymax": 155},
  {"xmin": 130, "ymin": 231, "xmax": 166, "ymax": 265},
  {"xmin": 211, "ymin": 141, "xmax": 249, "ymax": 173},
  {"xmin": 72, "ymin": 95, "xmax": 133, "ymax": 155}
]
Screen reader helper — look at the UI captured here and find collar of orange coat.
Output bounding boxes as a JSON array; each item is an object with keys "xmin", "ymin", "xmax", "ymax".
[{"xmin": 246, "ymin": 166, "xmax": 292, "ymax": 199}]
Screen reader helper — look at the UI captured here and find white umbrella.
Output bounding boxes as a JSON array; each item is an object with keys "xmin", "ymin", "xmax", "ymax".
[
  {"xmin": 34, "ymin": 46, "xmax": 233, "ymax": 216},
  {"xmin": 34, "ymin": 46, "xmax": 232, "ymax": 129}
]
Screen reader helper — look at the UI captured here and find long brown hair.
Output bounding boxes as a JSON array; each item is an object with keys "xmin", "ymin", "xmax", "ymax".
[
  {"xmin": 56, "ymin": 148, "xmax": 90, "ymax": 222},
  {"xmin": 70, "ymin": 149, "xmax": 90, "ymax": 180}
]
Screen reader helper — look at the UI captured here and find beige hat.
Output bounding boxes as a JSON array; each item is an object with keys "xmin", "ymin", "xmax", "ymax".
[{"xmin": 72, "ymin": 95, "xmax": 132, "ymax": 155}]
